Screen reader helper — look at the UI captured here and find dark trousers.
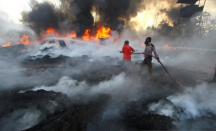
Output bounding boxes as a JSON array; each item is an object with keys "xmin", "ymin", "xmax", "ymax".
[{"xmin": 142, "ymin": 56, "xmax": 152, "ymax": 76}]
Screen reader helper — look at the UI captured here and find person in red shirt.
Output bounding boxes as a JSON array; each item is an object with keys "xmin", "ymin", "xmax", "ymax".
[
  {"xmin": 120, "ymin": 41, "xmax": 135, "ymax": 74},
  {"xmin": 120, "ymin": 40, "xmax": 135, "ymax": 60}
]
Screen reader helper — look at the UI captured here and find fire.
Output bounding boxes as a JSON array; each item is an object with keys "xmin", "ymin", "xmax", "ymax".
[
  {"xmin": 20, "ymin": 35, "xmax": 29, "ymax": 45},
  {"xmin": 2, "ymin": 42, "xmax": 12, "ymax": 47},
  {"xmin": 95, "ymin": 26, "xmax": 111, "ymax": 39},
  {"xmin": 172, "ymin": 48, "xmax": 177, "ymax": 50},
  {"xmin": 44, "ymin": 27, "xmax": 77, "ymax": 39},
  {"xmin": 69, "ymin": 32, "xmax": 76, "ymax": 38},
  {"xmin": 82, "ymin": 29, "xmax": 91, "ymax": 41},
  {"xmin": 2, "ymin": 34, "xmax": 31, "ymax": 47},
  {"xmin": 163, "ymin": 44, "xmax": 170, "ymax": 50},
  {"xmin": 46, "ymin": 27, "xmax": 56, "ymax": 34},
  {"xmin": 129, "ymin": 0, "xmax": 178, "ymax": 31},
  {"xmin": 82, "ymin": 26, "xmax": 111, "ymax": 41}
]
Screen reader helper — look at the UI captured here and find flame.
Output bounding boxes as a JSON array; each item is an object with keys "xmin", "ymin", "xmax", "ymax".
[
  {"xmin": 2, "ymin": 34, "xmax": 31, "ymax": 47},
  {"xmin": 20, "ymin": 35, "xmax": 29, "ymax": 45},
  {"xmin": 172, "ymin": 48, "xmax": 177, "ymax": 50},
  {"xmin": 163, "ymin": 44, "xmax": 170, "ymax": 50},
  {"xmin": 69, "ymin": 31, "xmax": 76, "ymax": 38},
  {"xmin": 82, "ymin": 26, "xmax": 111, "ymax": 41},
  {"xmin": 46, "ymin": 27, "xmax": 56, "ymax": 34},
  {"xmin": 2, "ymin": 42, "xmax": 12, "ymax": 47},
  {"xmin": 163, "ymin": 44, "xmax": 170, "ymax": 47},
  {"xmin": 44, "ymin": 27, "xmax": 77, "ymax": 39},
  {"xmin": 82, "ymin": 29, "xmax": 91, "ymax": 41},
  {"xmin": 129, "ymin": 0, "xmax": 178, "ymax": 31},
  {"xmin": 95, "ymin": 26, "xmax": 111, "ymax": 39}
]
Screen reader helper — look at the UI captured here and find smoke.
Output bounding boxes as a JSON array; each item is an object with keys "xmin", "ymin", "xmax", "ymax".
[
  {"xmin": 28, "ymin": 73, "xmax": 143, "ymax": 101},
  {"xmin": 22, "ymin": 0, "xmax": 145, "ymax": 35},
  {"xmin": 148, "ymin": 83, "xmax": 216, "ymax": 129},
  {"xmin": 1, "ymin": 1, "xmax": 216, "ymax": 130},
  {"xmin": 0, "ymin": 107, "xmax": 42, "ymax": 131},
  {"xmin": 21, "ymin": 1, "xmax": 62, "ymax": 35}
]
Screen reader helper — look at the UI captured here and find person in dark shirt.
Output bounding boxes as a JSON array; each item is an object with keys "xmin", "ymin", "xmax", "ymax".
[{"xmin": 142, "ymin": 37, "xmax": 160, "ymax": 79}]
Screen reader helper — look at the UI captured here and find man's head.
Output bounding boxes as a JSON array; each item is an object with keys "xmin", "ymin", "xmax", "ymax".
[
  {"xmin": 145, "ymin": 37, "xmax": 151, "ymax": 45},
  {"xmin": 124, "ymin": 40, "xmax": 129, "ymax": 45}
]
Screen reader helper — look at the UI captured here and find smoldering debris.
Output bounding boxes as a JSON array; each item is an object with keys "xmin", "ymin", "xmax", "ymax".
[
  {"xmin": 0, "ymin": 47, "xmax": 215, "ymax": 131},
  {"xmin": 0, "ymin": 90, "xmax": 70, "ymax": 131},
  {"xmin": 148, "ymin": 83, "xmax": 216, "ymax": 130},
  {"xmin": 0, "ymin": 0, "xmax": 216, "ymax": 130}
]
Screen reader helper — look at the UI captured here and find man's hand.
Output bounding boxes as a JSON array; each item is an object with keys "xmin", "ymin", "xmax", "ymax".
[{"xmin": 157, "ymin": 57, "xmax": 160, "ymax": 62}]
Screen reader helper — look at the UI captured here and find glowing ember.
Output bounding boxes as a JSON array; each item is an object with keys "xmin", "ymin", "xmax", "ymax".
[
  {"xmin": 2, "ymin": 42, "xmax": 12, "ymax": 47},
  {"xmin": 163, "ymin": 44, "xmax": 170, "ymax": 50},
  {"xmin": 95, "ymin": 26, "xmax": 111, "ymax": 39},
  {"xmin": 163, "ymin": 44, "xmax": 169, "ymax": 47}
]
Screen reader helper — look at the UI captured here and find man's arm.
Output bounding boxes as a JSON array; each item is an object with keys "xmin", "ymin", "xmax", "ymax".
[
  {"xmin": 152, "ymin": 46, "xmax": 160, "ymax": 61},
  {"xmin": 120, "ymin": 47, "xmax": 125, "ymax": 53},
  {"xmin": 131, "ymin": 47, "xmax": 135, "ymax": 54}
]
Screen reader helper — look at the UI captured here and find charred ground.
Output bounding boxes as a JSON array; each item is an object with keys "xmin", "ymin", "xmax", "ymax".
[{"xmin": 0, "ymin": 50, "xmax": 215, "ymax": 131}]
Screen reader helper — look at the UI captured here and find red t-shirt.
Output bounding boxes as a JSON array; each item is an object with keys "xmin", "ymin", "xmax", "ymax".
[{"xmin": 122, "ymin": 44, "xmax": 134, "ymax": 60}]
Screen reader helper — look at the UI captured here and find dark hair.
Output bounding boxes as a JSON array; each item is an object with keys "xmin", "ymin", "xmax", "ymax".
[
  {"xmin": 145, "ymin": 37, "xmax": 151, "ymax": 45},
  {"xmin": 124, "ymin": 40, "xmax": 129, "ymax": 45}
]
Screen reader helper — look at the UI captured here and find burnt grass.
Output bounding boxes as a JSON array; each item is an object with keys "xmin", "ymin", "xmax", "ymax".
[{"xmin": 0, "ymin": 55, "xmax": 214, "ymax": 131}]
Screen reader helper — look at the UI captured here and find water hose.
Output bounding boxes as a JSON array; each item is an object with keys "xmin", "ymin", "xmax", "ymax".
[{"xmin": 133, "ymin": 52, "xmax": 185, "ymax": 88}]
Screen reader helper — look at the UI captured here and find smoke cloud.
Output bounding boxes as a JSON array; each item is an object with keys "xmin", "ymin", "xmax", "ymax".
[{"xmin": 148, "ymin": 83, "xmax": 216, "ymax": 130}]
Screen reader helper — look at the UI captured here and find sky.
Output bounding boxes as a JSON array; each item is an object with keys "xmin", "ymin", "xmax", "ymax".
[
  {"xmin": 0, "ymin": 0, "xmax": 60, "ymax": 24},
  {"xmin": 0, "ymin": 0, "xmax": 215, "ymax": 24}
]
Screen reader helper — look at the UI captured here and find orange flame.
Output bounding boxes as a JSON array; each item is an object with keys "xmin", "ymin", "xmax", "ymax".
[
  {"xmin": 163, "ymin": 44, "xmax": 170, "ymax": 50},
  {"xmin": 82, "ymin": 26, "xmax": 111, "ymax": 41},
  {"xmin": 2, "ymin": 42, "xmax": 12, "ymax": 47},
  {"xmin": 163, "ymin": 44, "xmax": 169, "ymax": 47},
  {"xmin": 2, "ymin": 34, "xmax": 31, "ymax": 47},
  {"xmin": 46, "ymin": 27, "xmax": 56, "ymax": 34},
  {"xmin": 20, "ymin": 35, "xmax": 29, "ymax": 45},
  {"xmin": 172, "ymin": 48, "xmax": 177, "ymax": 50},
  {"xmin": 44, "ymin": 27, "xmax": 77, "ymax": 40},
  {"xmin": 95, "ymin": 26, "xmax": 111, "ymax": 40},
  {"xmin": 82, "ymin": 29, "xmax": 91, "ymax": 41},
  {"xmin": 69, "ymin": 31, "xmax": 77, "ymax": 38}
]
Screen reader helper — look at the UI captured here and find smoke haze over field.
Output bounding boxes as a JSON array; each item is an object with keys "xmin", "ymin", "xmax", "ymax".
[{"xmin": 0, "ymin": 0, "xmax": 216, "ymax": 130}]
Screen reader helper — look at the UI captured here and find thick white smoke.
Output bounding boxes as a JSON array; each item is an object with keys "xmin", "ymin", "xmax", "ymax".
[
  {"xmin": 0, "ymin": 107, "xmax": 42, "ymax": 131},
  {"xmin": 149, "ymin": 83, "xmax": 216, "ymax": 120},
  {"xmin": 29, "ymin": 73, "xmax": 144, "ymax": 102}
]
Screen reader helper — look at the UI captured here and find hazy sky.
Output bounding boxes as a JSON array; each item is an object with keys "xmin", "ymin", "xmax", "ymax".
[
  {"xmin": 0, "ymin": 0, "xmax": 215, "ymax": 24},
  {"xmin": 0, "ymin": 0, "xmax": 60, "ymax": 24}
]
